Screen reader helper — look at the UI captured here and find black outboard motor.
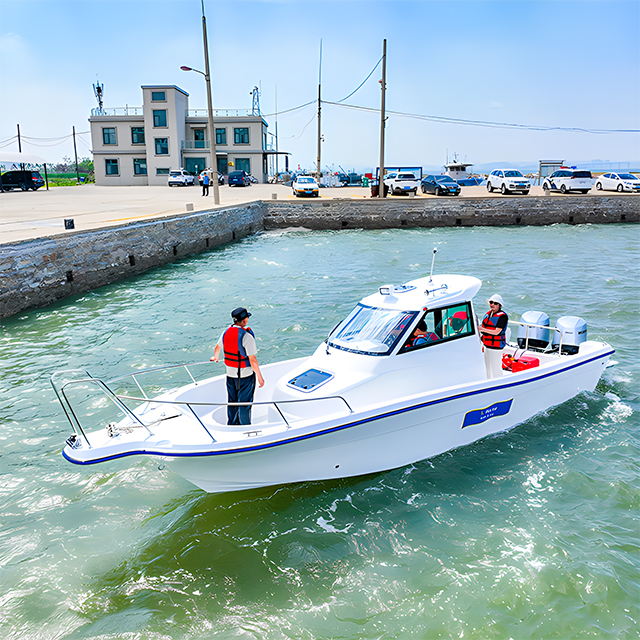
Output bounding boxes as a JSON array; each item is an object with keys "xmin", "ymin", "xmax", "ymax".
[
  {"xmin": 552, "ymin": 316, "xmax": 587, "ymax": 355},
  {"xmin": 517, "ymin": 310, "xmax": 550, "ymax": 350}
]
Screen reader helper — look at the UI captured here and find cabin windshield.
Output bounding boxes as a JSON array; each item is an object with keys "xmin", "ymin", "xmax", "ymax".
[{"xmin": 328, "ymin": 304, "xmax": 417, "ymax": 355}]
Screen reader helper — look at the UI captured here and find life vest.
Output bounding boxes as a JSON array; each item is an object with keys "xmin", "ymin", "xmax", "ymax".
[
  {"xmin": 481, "ymin": 311, "xmax": 507, "ymax": 349},
  {"xmin": 408, "ymin": 332, "xmax": 439, "ymax": 347},
  {"xmin": 223, "ymin": 325, "xmax": 255, "ymax": 372}
]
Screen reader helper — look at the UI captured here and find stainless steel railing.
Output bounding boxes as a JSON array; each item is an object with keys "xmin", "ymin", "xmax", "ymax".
[
  {"xmin": 506, "ymin": 320, "xmax": 564, "ymax": 354},
  {"xmin": 52, "ymin": 362, "xmax": 353, "ymax": 448}
]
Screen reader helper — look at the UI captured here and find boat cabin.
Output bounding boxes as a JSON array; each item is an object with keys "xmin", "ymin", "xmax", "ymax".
[{"xmin": 276, "ymin": 274, "xmax": 486, "ymax": 410}]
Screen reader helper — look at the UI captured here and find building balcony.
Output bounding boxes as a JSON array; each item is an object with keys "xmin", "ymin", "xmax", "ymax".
[
  {"xmin": 91, "ymin": 107, "xmax": 143, "ymax": 116},
  {"xmin": 182, "ymin": 140, "xmax": 211, "ymax": 150}
]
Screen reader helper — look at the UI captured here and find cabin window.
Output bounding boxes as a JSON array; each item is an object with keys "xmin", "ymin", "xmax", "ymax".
[
  {"xmin": 328, "ymin": 304, "xmax": 417, "ymax": 356},
  {"xmin": 399, "ymin": 302, "xmax": 474, "ymax": 353}
]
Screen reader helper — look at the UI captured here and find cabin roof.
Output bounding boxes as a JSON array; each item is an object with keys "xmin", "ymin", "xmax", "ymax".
[{"xmin": 360, "ymin": 274, "xmax": 482, "ymax": 311}]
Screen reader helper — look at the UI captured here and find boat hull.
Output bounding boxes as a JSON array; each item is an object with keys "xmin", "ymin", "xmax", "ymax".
[{"xmin": 164, "ymin": 348, "xmax": 611, "ymax": 493}]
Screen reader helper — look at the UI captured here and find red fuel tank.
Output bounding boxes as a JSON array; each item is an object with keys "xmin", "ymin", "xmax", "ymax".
[{"xmin": 503, "ymin": 354, "xmax": 540, "ymax": 372}]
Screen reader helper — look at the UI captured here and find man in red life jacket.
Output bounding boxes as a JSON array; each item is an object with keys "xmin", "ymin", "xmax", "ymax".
[
  {"xmin": 480, "ymin": 294, "xmax": 509, "ymax": 379},
  {"xmin": 211, "ymin": 307, "xmax": 265, "ymax": 425}
]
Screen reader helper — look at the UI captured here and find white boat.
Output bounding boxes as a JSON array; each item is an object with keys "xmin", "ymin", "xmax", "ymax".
[
  {"xmin": 55, "ymin": 272, "xmax": 614, "ymax": 494},
  {"xmin": 443, "ymin": 154, "xmax": 482, "ymax": 186}
]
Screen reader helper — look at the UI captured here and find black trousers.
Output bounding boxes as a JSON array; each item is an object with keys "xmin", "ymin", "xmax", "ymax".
[
  {"xmin": 226, "ymin": 374, "xmax": 256, "ymax": 425},
  {"xmin": 202, "ymin": 183, "xmax": 209, "ymax": 196}
]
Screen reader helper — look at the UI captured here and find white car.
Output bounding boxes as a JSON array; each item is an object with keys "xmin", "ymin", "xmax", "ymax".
[
  {"xmin": 595, "ymin": 172, "xmax": 640, "ymax": 193},
  {"xmin": 168, "ymin": 169, "xmax": 195, "ymax": 187},
  {"xmin": 486, "ymin": 169, "xmax": 531, "ymax": 195},
  {"xmin": 542, "ymin": 169, "xmax": 592, "ymax": 194},
  {"xmin": 384, "ymin": 172, "xmax": 420, "ymax": 195},
  {"xmin": 292, "ymin": 175, "xmax": 319, "ymax": 197}
]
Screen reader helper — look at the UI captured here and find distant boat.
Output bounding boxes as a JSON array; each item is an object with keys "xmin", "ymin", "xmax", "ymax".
[{"xmin": 443, "ymin": 155, "xmax": 483, "ymax": 186}]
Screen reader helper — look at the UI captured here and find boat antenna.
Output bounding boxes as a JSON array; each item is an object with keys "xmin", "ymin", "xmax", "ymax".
[{"xmin": 429, "ymin": 248, "xmax": 437, "ymax": 282}]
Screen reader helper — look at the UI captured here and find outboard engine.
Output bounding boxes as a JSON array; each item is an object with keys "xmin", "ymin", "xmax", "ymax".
[
  {"xmin": 517, "ymin": 310, "xmax": 550, "ymax": 350},
  {"xmin": 552, "ymin": 316, "xmax": 587, "ymax": 355}
]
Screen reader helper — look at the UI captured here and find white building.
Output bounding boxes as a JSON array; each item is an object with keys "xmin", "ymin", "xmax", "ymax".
[{"xmin": 89, "ymin": 84, "xmax": 281, "ymax": 185}]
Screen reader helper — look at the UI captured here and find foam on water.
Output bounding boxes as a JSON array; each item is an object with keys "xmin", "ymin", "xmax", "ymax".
[{"xmin": 1, "ymin": 224, "xmax": 638, "ymax": 639}]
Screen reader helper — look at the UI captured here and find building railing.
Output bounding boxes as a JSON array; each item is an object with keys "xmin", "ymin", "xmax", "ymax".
[
  {"xmin": 91, "ymin": 107, "xmax": 144, "ymax": 117},
  {"xmin": 186, "ymin": 109, "xmax": 253, "ymax": 118},
  {"xmin": 182, "ymin": 140, "xmax": 211, "ymax": 150}
]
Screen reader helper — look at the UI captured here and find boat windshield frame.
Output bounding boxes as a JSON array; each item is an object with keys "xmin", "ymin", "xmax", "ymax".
[{"xmin": 327, "ymin": 304, "xmax": 418, "ymax": 356}]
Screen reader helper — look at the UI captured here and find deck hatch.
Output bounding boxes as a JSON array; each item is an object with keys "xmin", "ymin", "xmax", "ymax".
[{"xmin": 287, "ymin": 369, "xmax": 333, "ymax": 392}]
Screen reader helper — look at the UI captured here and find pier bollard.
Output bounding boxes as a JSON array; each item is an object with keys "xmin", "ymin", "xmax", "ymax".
[
  {"xmin": 272, "ymin": 193, "xmax": 278, "ymax": 200},
  {"xmin": 186, "ymin": 203, "xmax": 194, "ymax": 211},
  {"xmin": 64, "ymin": 219, "xmax": 75, "ymax": 230}
]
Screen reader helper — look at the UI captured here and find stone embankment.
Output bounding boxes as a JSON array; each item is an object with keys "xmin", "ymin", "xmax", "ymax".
[{"xmin": 1, "ymin": 195, "xmax": 637, "ymax": 319}]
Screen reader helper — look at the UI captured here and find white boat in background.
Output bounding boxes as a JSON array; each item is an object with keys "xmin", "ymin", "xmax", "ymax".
[
  {"xmin": 443, "ymin": 154, "xmax": 482, "ymax": 186},
  {"xmin": 54, "ymin": 270, "xmax": 614, "ymax": 495}
]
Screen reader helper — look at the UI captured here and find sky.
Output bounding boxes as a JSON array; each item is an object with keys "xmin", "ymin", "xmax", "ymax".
[{"xmin": 1, "ymin": 0, "xmax": 639, "ymax": 173}]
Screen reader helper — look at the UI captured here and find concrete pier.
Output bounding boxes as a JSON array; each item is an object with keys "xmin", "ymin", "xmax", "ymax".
[{"xmin": 1, "ymin": 186, "xmax": 638, "ymax": 319}]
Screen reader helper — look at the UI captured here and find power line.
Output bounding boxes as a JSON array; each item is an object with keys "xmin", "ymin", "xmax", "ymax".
[
  {"xmin": 336, "ymin": 56, "xmax": 383, "ymax": 104},
  {"xmin": 323, "ymin": 101, "xmax": 639, "ymax": 134}
]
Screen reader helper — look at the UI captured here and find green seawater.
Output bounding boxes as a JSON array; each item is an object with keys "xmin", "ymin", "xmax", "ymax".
[{"xmin": 1, "ymin": 224, "xmax": 638, "ymax": 639}]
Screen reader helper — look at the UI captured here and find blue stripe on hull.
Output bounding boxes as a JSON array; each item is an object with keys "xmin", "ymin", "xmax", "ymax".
[{"xmin": 63, "ymin": 350, "xmax": 614, "ymax": 465}]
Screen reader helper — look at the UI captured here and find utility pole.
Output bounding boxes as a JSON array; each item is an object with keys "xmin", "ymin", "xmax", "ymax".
[
  {"xmin": 17, "ymin": 124, "xmax": 22, "ymax": 152},
  {"xmin": 201, "ymin": 0, "xmax": 220, "ymax": 204},
  {"xmin": 72, "ymin": 126, "xmax": 80, "ymax": 183},
  {"xmin": 378, "ymin": 39, "xmax": 387, "ymax": 199},
  {"xmin": 316, "ymin": 40, "xmax": 322, "ymax": 184},
  {"xmin": 275, "ymin": 85, "xmax": 279, "ymax": 177}
]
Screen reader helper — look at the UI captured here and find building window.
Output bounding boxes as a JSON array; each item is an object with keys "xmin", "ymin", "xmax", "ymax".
[
  {"xmin": 151, "ymin": 91, "xmax": 166, "ymax": 101},
  {"xmin": 263, "ymin": 133, "xmax": 267, "ymax": 150},
  {"xmin": 235, "ymin": 158, "xmax": 250, "ymax": 173},
  {"xmin": 133, "ymin": 159, "xmax": 147, "ymax": 175},
  {"xmin": 105, "ymin": 159, "xmax": 119, "ymax": 175},
  {"xmin": 153, "ymin": 110, "xmax": 167, "ymax": 127},
  {"xmin": 194, "ymin": 129, "xmax": 205, "ymax": 149},
  {"xmin": 217, "ymin": 156, "xmax": 228, "ymax": 176},
  {"xmin": 216, "ymin": 128, "xmax": 227, "ymax": 145},
  {"xmin": 156, "ymin": 167, "xmax": 170, "ymax": 175},
  {"xmin": 131, "ymin": 127, "xmax": 145, "ymax": 145},
  {"xmin": 154, "ymin": 138, "xmax": 169, "ymax": 155},
  {"xmin": 102, "ymin": 128, "xmax": 116, "ymax": 145},
  {"xmin": 234, "ymin": 127, "xmax": 249, "ymax": 144}
]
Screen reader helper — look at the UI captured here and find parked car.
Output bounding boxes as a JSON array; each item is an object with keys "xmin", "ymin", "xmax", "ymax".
[
  {"xmin": 168, "ymin": 169, "xmax": 194, "ymax": 187},
  {"xmin": 421, "ymin": 175, "xmax": 461, "ymax": 196},
  {"xmin": 486, "ymin": 169, "xmax": 531, "ymax": 195},
  {"xmin": 384, "ymin": 172, "xmax": 420, "ymax": 195},
  {"xmin": 228, "ymin": 170, "xmax": 252, "ymax": 187},
  {"xmin": 1, "ymin": 170, "xmax": 45, "ymax": 191},
  {"xmin": 198, "ymin": 170, "xmax": 224, "ymax": 186},
  {"xmin": 542, "ymin": 170, "xmax": 592, "ymax": 194},
  {"xmin": 292, "ymin": 175, "xmax": 319, "ymax": 197},
  {"xmin": 595, "ymin": 172, "xmax": 640, "ymax": 193}
]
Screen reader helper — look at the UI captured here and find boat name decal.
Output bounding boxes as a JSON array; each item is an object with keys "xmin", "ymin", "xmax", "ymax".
[{"xmin": 462, "ymin": 399, "xmax": 513, "ymax": 429}]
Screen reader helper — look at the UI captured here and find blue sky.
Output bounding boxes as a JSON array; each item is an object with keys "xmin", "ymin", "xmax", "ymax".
[{"xmin": 1, "ymin": 0, "xmax": 638, "ymax": 172}]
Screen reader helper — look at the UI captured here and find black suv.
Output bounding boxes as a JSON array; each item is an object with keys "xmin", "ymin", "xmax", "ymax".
[{"xmin": 1, "ymin": 170, "xmax": 45, "ymax": 191}]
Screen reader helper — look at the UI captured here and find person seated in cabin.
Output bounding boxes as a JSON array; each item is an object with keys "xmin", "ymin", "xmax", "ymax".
[{"xmin": 407, "ymin": 320, "xmax": 439, "ymax": 348}]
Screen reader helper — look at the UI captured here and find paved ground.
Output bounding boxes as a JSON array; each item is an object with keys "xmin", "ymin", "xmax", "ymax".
[{"xmin": 0, "ymin": 182, "xmax": 635, "ymax": 244}]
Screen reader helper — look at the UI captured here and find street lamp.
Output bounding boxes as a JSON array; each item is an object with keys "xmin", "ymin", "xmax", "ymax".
[{"xmin": 180, "ymin": 5, "xmax": 220, "ymax": 204}]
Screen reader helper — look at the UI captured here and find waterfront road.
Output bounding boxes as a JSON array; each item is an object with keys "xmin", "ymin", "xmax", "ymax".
[{"xmin": 1, "ymin": 183, "xmax": 636, "ymax": 244}]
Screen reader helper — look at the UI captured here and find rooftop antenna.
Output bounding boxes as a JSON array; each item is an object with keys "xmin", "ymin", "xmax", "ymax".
[
  {"xmin": 429, "ymin": 247, "xmax": 437, "ymax": 282},
  {"xmin": 251, "ymin": 86, "xmax": 260, "ymax": 116},
  {"xmin": 93, "ymin": 79, "xmax": 104, "ymax": 114}
]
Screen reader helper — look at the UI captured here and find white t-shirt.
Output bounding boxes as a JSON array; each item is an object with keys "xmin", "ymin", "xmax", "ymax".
[{"xmin": 217, "ymin": 326, "xmax": 258, "ymax": 378}]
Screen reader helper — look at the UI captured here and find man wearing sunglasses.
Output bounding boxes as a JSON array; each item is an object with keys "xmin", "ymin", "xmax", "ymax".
[{"xmin": 480, "ymin": 294, "xmax": 509, "ymax": 378}]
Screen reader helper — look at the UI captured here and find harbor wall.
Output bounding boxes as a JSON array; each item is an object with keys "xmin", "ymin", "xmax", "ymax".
[{"xmin": 1, "ymin": 195, "xmax": 637, "ymax": 319}]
